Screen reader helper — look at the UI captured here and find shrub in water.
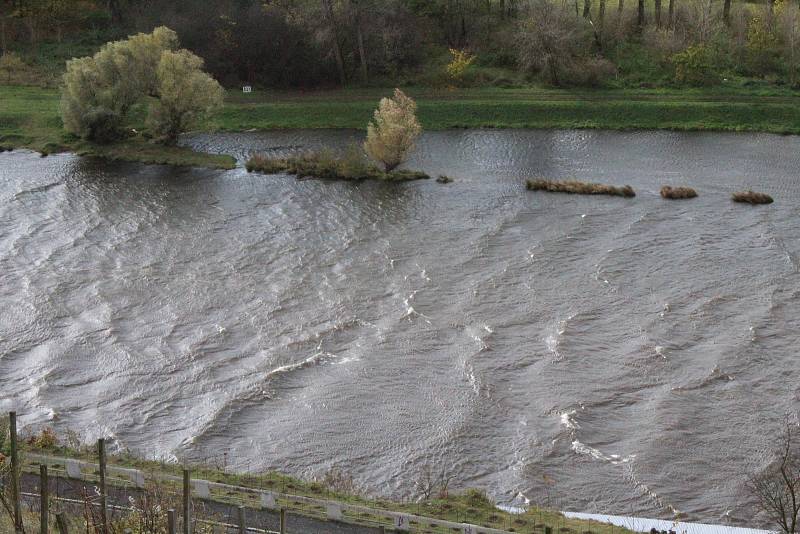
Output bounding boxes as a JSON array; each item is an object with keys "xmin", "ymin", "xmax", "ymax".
[
  {"xmin": 732, "ymin": 190, "xmax": 773, "ymax": 204},
  {"xmin": 660, "ymin": 185, "xmax": 698, "ymax": 199},
  {"xmin": 526, "ymin": 179, "xmax": 636, "ymax": 198}
]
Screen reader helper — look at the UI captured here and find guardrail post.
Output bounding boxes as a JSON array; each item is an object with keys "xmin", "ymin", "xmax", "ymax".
[
  {"xmin": 167, "ymin": 509, "xmax": 177, "ymax": 534},
  {"xmin": 40, "ymin": 464, "xmax": 49, "ymax": 534},
  {"xmin": 279, "ymin": 508, "xmax": 286, "ymax": 534},
  {"xmin": 183, "ymin": 469, "xmax": 191, "ymax": 534},
  {"xmin": 10, "ymin": 412, "xmax": 21, "ymax": 533},
  {"xmin": 98, "ymin": 438, "xmax": 108, "ymax": 534},
  {"xmin": 55, "ymin": 512, "xmax": 69, "ymax": 534},
  {"xmin": 237, "ymin": 505, "xmax": 246, "ymax": 534}
]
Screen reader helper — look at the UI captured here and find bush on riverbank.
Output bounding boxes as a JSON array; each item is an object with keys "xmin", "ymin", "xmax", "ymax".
[
  {"xmin": 526, "ymin": 179, "xmax": 636, "ymax": 198},
  {"xmin": 660, "ymin": 186, "xmax": 698, "ymax": 199},
  {"xmin": 246, "ymin": 150, "xmax": 429, "ymax": 182},
  {"xmin": 732, "ymin": 190, "xmax": 774, "ymax": 204}
]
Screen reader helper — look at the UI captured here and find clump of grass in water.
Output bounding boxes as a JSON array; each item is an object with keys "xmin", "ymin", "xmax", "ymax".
[
  {"xmin": 732, "ymin": 190, "xmax": 773, "ymax": 204},
  {"xmin": 246, "ymin": 146, "xmax": 429, "ymax": 182},
  {"xmin": 526, "ymin": 179, "xmax": 635, "ymax": 198},
  {"xmin": 436, "ymin": 175, "xmax": 454, "ymax": 184},
  {"xmin": 660, "ymin": 185, "xmax": 698, "ymax": 199}
]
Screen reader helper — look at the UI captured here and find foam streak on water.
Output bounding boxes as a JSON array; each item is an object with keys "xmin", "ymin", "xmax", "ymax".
[{"xmin": 2, "ymin": 129, "xmax": 800, "ymax": 528}]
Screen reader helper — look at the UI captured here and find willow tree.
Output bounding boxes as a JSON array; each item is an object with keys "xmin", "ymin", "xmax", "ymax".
[
  {"xmin": 147, "ymin": 50, "xmax": 224, "ymax": 144},
  {"xmin": 61, "ymin": 26, "xmax": 222, "ymax": 144}
]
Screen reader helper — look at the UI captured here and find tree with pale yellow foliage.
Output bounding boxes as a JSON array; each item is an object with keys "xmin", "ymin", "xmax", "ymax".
[
  {"xmin": 147, "ymin": 50, "xmax": 224, "ymax": 144},
  {"xmin": 364, "ymin": 89, "xmax": 422, "ymax": 172},
  {"xmin": 61, "ymin": 26, "xmax": 222, "ymax": 144}
]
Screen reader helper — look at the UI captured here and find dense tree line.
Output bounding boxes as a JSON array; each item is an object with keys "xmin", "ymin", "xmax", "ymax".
[{"xmin": 2, "ymin": 0, "xmax": 800, "ymax": 88}]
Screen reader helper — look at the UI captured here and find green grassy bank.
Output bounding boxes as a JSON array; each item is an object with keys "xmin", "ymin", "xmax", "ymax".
[
  {"xmin": 4, "ymin": 84, "xmax": 800, "ymax": 169},
  {"xmin": 0, "ymin": 85, "xmax": 236, "ymax": 169},
  {"xmin": 12, "ymin": 438, "xmax": 634, "ymax": 534},
  {"xmin": 218, "ymin": 86, "xmax": 800, "ymax": 133}
]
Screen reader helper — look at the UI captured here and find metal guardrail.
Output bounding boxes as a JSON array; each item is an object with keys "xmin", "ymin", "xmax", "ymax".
[
  {"xmin": 25, "ymin": 452, "xmax": 513, "ymax": 534},
  {"xmin": 21, "ymin": 491, "xmax": 279, "ymax": 534}
]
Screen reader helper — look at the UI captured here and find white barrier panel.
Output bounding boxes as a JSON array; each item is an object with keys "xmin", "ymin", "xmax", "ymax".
[
  {"xmin": 261, "ymin": 491, "xmax": 276, "ymax": 509},
  {"xmin": 327, "ymin": 502, "xmax": 342, "ymax": 520},
  {"xmin": 394, "ymin": 514, "xmax": 411, "ymax": 531},
  {"xmin": 132, "ymin": 470, "xmax": 145, "ymax": 488},
  {"xmin": 65, "ymin": 460, "xmax": 82, "ymax": 479},
  {"xmin": 193, "ymin": 480, "xmax": 211, "ymax": 499},
  {"xmin": 562, "ymin": 512, "xmax": 774, "ymax": 534}
]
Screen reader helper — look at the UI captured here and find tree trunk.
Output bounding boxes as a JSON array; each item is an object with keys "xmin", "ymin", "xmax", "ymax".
[
  {"xmin": 583, "ymin": 0, "xmax": 591, "ymax": 18},
  {"xmin": 107, "ymin": 0, "xmax": 121, "ymax": 24},
  {"xmin": 618, "ymin": 0, "xmax": 624, "ymax": 14},
  {"xmin": 668, "ymin": 0, "xmax": 675, "ymax": 27},
  {"xmin": 599, "ymin": 0, "xmax": 607, "ymax": 27},
  {"xmin": 655, "ymin": 0, "xmax": 662, "ymax": 26},
  {"xmin": 352, "ymin": 0, "xmax": 368, "ymax": 84},
  {"xmin": 322, "ymin": 0, "xmax": 347, "ymax": 86},
  {"xmin": 638, "ymin": 0, "xmax": 645, "ymax": 26},
  {"xmin": 723, "ymin": 0, "xmax": 731, "ymax": 26}
]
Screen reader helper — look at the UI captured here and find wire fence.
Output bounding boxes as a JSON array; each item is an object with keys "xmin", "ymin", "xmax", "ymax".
[{"xmin": 2, "ymin": 411, "xmax": 544, "ymax": 534}]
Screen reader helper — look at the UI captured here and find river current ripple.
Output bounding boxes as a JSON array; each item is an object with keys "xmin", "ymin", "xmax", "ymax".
[{"xmin": 2, "ymin": 129, "xmax": 799, "ymax": 526}]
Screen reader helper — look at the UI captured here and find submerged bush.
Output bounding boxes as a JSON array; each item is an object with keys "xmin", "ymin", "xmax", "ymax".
[
  {"xmin": 660, "ymin": 185, "xmax": 698, "ymax": 199},
  {"xmin": 246, "ymin": 151, "xmax": 429, "ymax": 182},
  {"xmin": 526, "ymin": 179, "xmax": 636, "ymax": 197},
  {"xmin": 732, "ymin": 190, "xmax": 774, "ymax": 204}
]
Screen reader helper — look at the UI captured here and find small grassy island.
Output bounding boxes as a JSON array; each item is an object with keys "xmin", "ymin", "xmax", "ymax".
[
  {"xmin": 661, "ymin": 186, "xmax": 699, "ymax": 199},
  {"xmin": 732, "ymin": 190, "xmax": 774, "ymax": 204},
  {"xmin": 246, "ymin": 152, "xmax": 430, "ymax": 182},
  {"xmin": 526, "ymin": 179, "xmax": 636, "ymax": 198},
  {"xmin": 247, "ymin": 89, "xmax": 430, "ymax": 182}
]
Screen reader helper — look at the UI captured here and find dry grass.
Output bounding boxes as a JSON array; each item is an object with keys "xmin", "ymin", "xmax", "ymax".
[
  {"xmin": 732, "ymin": 190, "xmax": 774, "ymax": 204},
  {"xmin": 660, "ymin": 185, "xmax": 698, "ymax": 199},
  {"xmin": 526, "ymin": 179, "xmax": 635, "ymax": 198}
]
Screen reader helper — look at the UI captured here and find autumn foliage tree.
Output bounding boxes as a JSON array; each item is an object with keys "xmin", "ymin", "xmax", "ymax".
[{"xmin": 364, "ymin": 88, "xmax": 422, "ymax": 172}]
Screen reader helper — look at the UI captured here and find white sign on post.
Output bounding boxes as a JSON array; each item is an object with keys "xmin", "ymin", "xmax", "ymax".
[
  {"xmin": 394, "ymin": 515, "xmax": 411, "ymax": 531},
  {"xmin": 242, "ymin": 86, "xmax": 252, "ymax": 93},
  {"xmin": 65, "ymin": 460, "xmax": 82, "ymax": 479},
  {"xmin": 326, "ymin": 502, "xmax": 342, "ymax": 521},
  {"xmin": 260, "ymin": 491, "xmax": 276, "ymax": 509}
]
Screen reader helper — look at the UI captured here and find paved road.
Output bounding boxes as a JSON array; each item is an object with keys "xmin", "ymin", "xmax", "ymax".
[{"xmin": 21, "ymin": 472, "xmax": 385, "ymax": 534}]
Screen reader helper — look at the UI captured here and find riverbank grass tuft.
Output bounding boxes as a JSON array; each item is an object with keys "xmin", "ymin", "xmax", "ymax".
[
  {"xmin": 526, "ymin": 179, "xmax": 635, "ymax": 198},
  {"xmin": 246, "ymin": 150, "xmax": 430, "ymax": 182},
  {"xmin": 660, "ymin": 186, "xmax": 698, "ymax": 199},
  {"xmin": 732, "ymin": 190, "xmax": 774, "ymax": 204}
]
